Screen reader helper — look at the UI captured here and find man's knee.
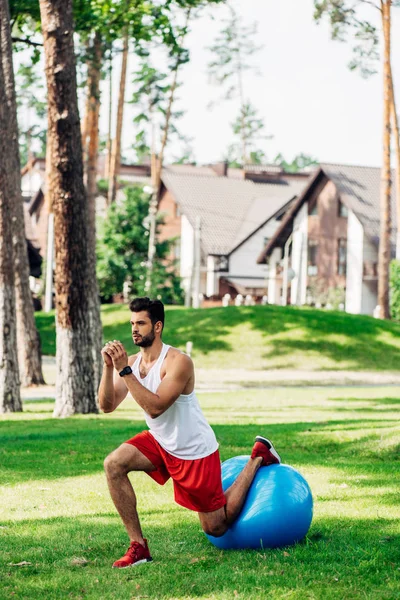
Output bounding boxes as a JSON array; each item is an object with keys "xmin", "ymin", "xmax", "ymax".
[
  {"xmin": 104, "ymin": 451, "xmax": 128, "ymax": 478},
  {"xmin": 201, "ymin": 520, "xmax": 228, "ymax": 538}
]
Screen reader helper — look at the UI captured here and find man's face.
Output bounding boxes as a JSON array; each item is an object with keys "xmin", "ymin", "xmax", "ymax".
[{"xmin": 130, "ymin": 311, "xmax": 156, "ymax": 348}]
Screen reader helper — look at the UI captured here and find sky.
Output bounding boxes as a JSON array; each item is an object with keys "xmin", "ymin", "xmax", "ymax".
[{"xmin": 107, "ymin": 0, "xmax": 400, "ymax": 169}]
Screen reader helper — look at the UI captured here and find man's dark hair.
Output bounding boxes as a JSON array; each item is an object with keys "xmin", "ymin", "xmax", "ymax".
[{"xmin": 129, "ymin": 297, "xmax": 165, "ymax": 329}]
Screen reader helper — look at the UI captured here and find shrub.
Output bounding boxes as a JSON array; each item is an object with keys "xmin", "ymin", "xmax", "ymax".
[
  {"xmin": 390, "ymin": 260, "xmax": 400, "ymax": 321},
  {"xmin": 96, "ymin": 185, "xmax": 184, "ymax": 304}
]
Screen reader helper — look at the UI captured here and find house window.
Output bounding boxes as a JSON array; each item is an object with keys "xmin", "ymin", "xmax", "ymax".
[
  {"xmin": 338, "ymin": 238, "xmax": 347, "ymax": 276},
  {"xmin": 215, "ymin": 255, "xmax": 229, "ymax": 272},
  {"xmin": 338, "ymin": 200, "xmax": 348, "ymax": 218},
  {"xmin": 307, "ymin": 239, "xmax": 318, "ymax": 276},
  {"xmin": 309, "ymin": 202, "xmax": 318, "ymax": 216}
]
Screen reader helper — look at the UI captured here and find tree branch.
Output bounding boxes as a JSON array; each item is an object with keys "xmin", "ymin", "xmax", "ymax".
[
  {"xmin": 359, "ymin": 0, "xmax": 381, "ymax": 10},
  {"xmin": 12, "ymin": 37, "xmax": 43, "ymax": 47}
]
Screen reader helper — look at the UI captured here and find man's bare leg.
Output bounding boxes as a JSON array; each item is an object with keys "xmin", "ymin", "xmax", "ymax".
[
  {"xmin": 104, "ymin": 443, "xmax": 156, "ymax": 544},
  {"xmin": 198, "ymin": 456, "xmax": 262, "ymax": 537},
  {"xmin": 199, "ymin": 437, "xmax": 281, "ymax": 537}
]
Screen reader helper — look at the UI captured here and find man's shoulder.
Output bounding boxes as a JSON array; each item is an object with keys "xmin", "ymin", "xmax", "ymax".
[{"xmin": 165, "ymin": 346, "xmax": 193, "ymax": 369}]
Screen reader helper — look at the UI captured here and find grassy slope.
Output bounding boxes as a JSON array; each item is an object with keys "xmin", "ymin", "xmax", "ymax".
[
  {"xmin": 36, "ymin": 304, "xmax": 400, "ymax": 371},
  {"xmin": 1, "ymin": 387, "xmax": 399, "ymax": 599}
]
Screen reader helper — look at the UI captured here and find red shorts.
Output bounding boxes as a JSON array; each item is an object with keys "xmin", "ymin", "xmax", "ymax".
[{"xmin": 125, "ymin": 430, "xmax": 226, "ymax": 513}]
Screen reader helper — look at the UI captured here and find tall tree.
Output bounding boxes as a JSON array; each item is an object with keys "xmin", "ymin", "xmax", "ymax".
[
  {"xmin": 378, "ymin": 0, "xmax": 392, "ymax": 318},
  {"xmin": 226, "ymin": 102, "xmax": 272, "ymax": 167},
  {"xmin": 85, "ymin": 30, "xmax": 103, "ymax": 390},
  {"xmin": 390, "ymin": 70, "xmax": 400, "ymax": 258},
  {"xmin": 0, "ymin": 0, "xmax": 22, "ymax": 413},
  {"xmin": 39, "ymin": 0, "xmax": 98, "ymax": 416},
  {"xmin": 131, "ymin": 8, "xmax": 193, "ymax": 292},
  {"xmin": 1, "ymin": 0, "xmax": 45, "ymax": 387},
  {"xmin": 108, "ymin": 29, "xmax": 129, "ymax": 205},
  {"xmin": 130, "ymin": 62, "xmax": 179, "ymax": 292},
  {"xmin": 208, "ymin": 5, "xmax": 263, "ymax": 165},
  {"xmin": 156, "ymin": 7, "xmax": 191, "ymax": 196},
  {"xmin": 104, "ymin": 43, "xmax": 113, "ymax": 178},
  {"xmin": 314, "ymin": 0, "xmax": 400, "ymax": 318}
]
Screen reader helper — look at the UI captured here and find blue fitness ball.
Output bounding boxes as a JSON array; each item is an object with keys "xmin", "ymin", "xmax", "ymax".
[{"xmin": 206, "ymin": 455, "xmax": 313, "ymax": 550}]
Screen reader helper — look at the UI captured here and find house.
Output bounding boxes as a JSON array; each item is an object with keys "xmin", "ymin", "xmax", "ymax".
[
  {"xmin": 158, "ymin": 164, "xmax": 310, "ymax": 303},
  {"xmin": 20, "ymin": 156, "xmax": 152, "ymax": 259},
  {"xmin": 21, "ymin": 157, "xmax": 311, "ymax": 304},
  {"xmin": 257, "ymin": 163, "xmax": 398, "ymax": 315}
]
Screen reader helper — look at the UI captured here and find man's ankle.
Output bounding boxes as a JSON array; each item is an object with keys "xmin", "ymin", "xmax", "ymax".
[
  {"xmin": 130, "ymin": 537, "xmax": 145, "ymax": 547},
  {"xmin": 251, "ymin": 456, "xmax": 263, "ymax": 468}
]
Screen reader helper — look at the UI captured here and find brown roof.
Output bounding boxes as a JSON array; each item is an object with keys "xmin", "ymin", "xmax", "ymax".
[
  {"xmin": 320, "ymin": 163, "xmax": 397, "ymax": 242},
  {"xmin": 161, "ymin": 170, "xmax": 306, "ymax": 255}
]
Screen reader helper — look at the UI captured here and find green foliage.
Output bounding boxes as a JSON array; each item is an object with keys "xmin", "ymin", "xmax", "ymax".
[
  {"xmin": 96, "ymin": 185, "xmax": 184, "ymax": 304},
  {"xmin": 172, "ymin": 138, "xmax": 196, "ymax": 164},
  {"xmin": 226, "ymin": 102, "xmax": 272, "ymax": 166},
  {"xmin": 313, "ymin": 0, "xmax": 382, "ymax": 78},
  {"xmin": 15, "ymin": 62, "xmax": 47, "ymax": 164},
  {"xmin": 208, "ymin": 7, "xmax": 271, "ymax": 166},
  {"xmin": 207, "ymin": 6, "xmax": 262, "ymax": 101},
  {"xmin": 390, "ymin": 259, "xmax": 400, "ymax": 321},
  {"xmin": 96, "ymin": 178, "xmax": 109, "ymax": 194},
  {"xmin": 129, "ymin": 34, "xmax": 190, "ymax": 163},
  {"xmin": 274, "ymin": 152, "xmax": 319, "ymax": 173}
]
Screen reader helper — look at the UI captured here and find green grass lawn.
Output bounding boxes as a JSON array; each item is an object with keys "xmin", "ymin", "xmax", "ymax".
[
  {"xmin": 35, "ymin": 304, "xmax": 400, "ymax": 372},
  {"xmin": 1, "ymin": 387, "xmax": 400, "ymax": 599}
]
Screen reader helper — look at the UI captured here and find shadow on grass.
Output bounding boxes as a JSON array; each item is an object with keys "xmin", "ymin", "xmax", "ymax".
[
  {"xmin": 1, "ymin": 513, "xmax": 400, "ymax": 600},
  {"xmin": 168, "ymin": 305, "xmax": 400, "ymax": 371},
  {"xmin": 1, "ymin": 416, "xmax": 399, "ymax": 489},
  {"xmin": 36, "ymin": 304, "xmax": 400, "ymax": 370}
]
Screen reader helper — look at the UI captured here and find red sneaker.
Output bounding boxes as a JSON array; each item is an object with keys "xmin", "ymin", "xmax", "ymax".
[
  {"xmin": 112, "ymin": 539, "xmax": 153, "ymax": 569},
  {"xmin": 251, "ymin": 436, "xmax": 281, "ymax": 466}
]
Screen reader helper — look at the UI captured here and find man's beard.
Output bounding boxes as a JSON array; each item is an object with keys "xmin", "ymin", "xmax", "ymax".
[{"xmin": 133, "ymin": 327, "xmax": 156, "ymax": 348}]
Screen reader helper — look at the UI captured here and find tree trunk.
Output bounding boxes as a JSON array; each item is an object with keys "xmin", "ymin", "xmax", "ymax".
[
  {"xmin": 145, "ymin": 10, "xmax": 191, "ymax": 293},
  {"xmin": 156, "ymin": 9, "xmax": 192, "ymax": 198},
  {"xmin": 80, "ymin": 39, "xmax": 91, "ymax": 164},
  {"xmin": 389, "ymin": 72, "xmax": 400, "ymax": 259},
  {"xmin": 39, "ymin": 0, "xmax": 98, "ymax": 416},
  {"xmin": 81, "ymin": 90, "xmax": 91, "ymax": 164},
  {"xmin": 108, "ymin": 30, "xmax": 129, "ymax": 205},
  {"xmin": 104, "ymin": 45, "xmax": 113, "ymax": 178},
  {"xmin": 1, "ymin": 0, "xmax": 45, "ymax": 386},
  {"xmin": 377, "ymin": 0, "xmax": 392, "ymax": 319},
  {"xmin": 86, "ymin": 30, "xmax": 103, "ymax": 391},
  {"xmin": 0, "ymin": 0, "xmax": 21, "ymax": 413}
]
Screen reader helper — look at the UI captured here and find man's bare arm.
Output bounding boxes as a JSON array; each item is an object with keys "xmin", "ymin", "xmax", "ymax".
[
  {"xmin": 98, "ymin": 345, "xmax": 129, "ymax": 413},
  {"xmin": 121, "ymin": 353, "xmax": 193, "ymax": 418}
]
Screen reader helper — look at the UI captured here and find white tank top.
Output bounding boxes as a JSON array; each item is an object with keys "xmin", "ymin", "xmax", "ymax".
[{"xmin": 131, "ymin": 343, "xmax": 218, "ymax": 460}]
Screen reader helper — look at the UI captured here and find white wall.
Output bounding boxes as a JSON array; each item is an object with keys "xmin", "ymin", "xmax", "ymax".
[
  {"xmin": 345, "ymin": 210, "xmax": 363, "ymax": 314},
  {"xmin": 268, "ymin": 247, "xmax": 282, "ymax": 304},
  {"xmin": 361, "ymin": 281, "xmax": 378, "ymax": 315},
  {"xmin": 21, "ymin": 170, "xmax": 43, "ymax": 198},
  {"xmin": 229, "ymin": 219, "xmax": 280, "ymax": 278},
  {"xmin": 206, "ymin": 255, "xmax": 218, "ymax": 296},
  {"xmin": 180, "ymin": 215, "xmax": 194, "ymax": 294},
  {"xmin": 290, "ymin": 203, "xmax": 308, "ymax": 305}
]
